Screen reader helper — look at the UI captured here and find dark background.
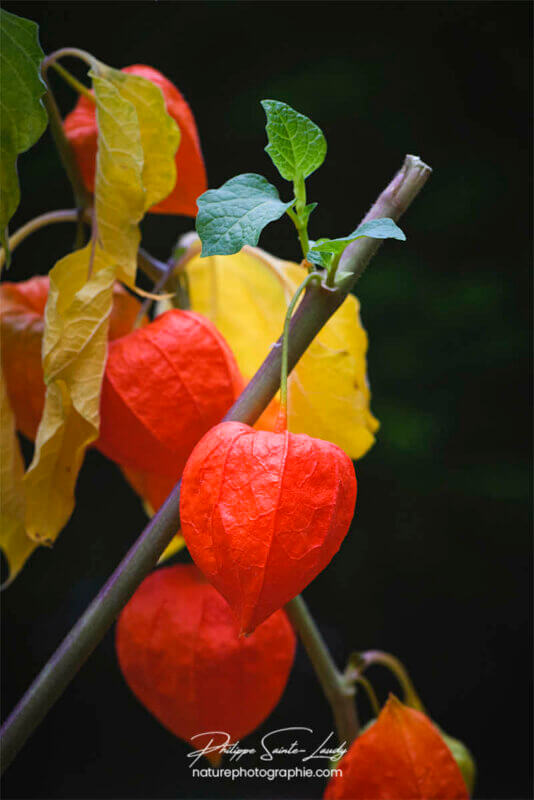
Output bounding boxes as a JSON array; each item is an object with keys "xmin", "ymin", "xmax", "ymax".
[{"xmin": 1, "ymin": 2, "xmax": 531, "ymax": 798}]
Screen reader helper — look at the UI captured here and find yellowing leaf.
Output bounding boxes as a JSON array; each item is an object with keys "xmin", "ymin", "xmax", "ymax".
[
  {"xmin": 0, "ymin": 367, "xmax": 35, "ymax": 584},
  {"xmin": 91, "ymin": 74, "xmax": 145, "ymax": 282},
  {"xmin": 100, "ymin": 67, "xmax": 180, "ymax": 212},
  {"xmin": 24, "ymin": 62, "xmax": 180, "ymax": 546},
  {"xmin": 24, "ymin": 246, "xmax": 115, "ymax": 542},
  {"xmin": 158, "ymin": 534, "xmax": 186, "ymax": 564},
  {"xmin": 182, "ymin": 244, "xmax": 378, "ymax": 459},
  {"xmin": 282, "ymin": 261, "xmax": 378, "ymax": 457},
  {"xmin": 91, "ymin": 66, "xmax": 180, "ymax": 283}
]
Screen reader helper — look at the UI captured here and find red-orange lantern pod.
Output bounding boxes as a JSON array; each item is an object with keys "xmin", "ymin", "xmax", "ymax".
[
  {"xmin": 324, "ymin": 696, "xmax": 469, "ymax": 799},
  {"xmin": 115, "ymin": 564, "xmax": 296, "ymax": 755},
  {"xmin": 0, "ymin": 276, "xmax": 144, "ymax": 441},
  {"xmin": 96, "ymin": 310, "xmax": 243, "ymax": 476},
  {"xmin": 63, "ymin": 64, "xmax": 207, "ymax": 217},
  {"xmin": 180, "ymin": 421, "xmax": 357, "ymax": 634}
]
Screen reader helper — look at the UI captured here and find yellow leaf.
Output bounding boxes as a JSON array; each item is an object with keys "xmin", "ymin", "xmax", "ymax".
[
  {"xmin": 99, "ymin": 67, "xmax": 180, "ymax": 211},
  {"xmin": 283, "ymin": 261, "xmax": 379, "ymax": 457},
  {"xmin": 24, "ymin": 62, "xmax": 180, "ymax": 546},
  {"xmin": 158, "ymin": 534, "xmax": 186, "ymax": 564},
  {"xmin": 0, "ymin": 368, "xmax": 35, "ymax": 584},
  {"xmin": 24, "ymin": 246, "xmax": 115, "ymax": 542},
  {"xmin": 182, "ymin": 244, "xmax": 379, "ymax": 459},
  {"xmin": 91, "ymin": 66, "xmax": 180, "ymax": 284},
  {"xmin": 91, "ymin": 74, "xmax": 145, "ymax": 283}
]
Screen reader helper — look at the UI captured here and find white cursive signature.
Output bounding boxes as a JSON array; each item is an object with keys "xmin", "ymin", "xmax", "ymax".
[{"xmin": 187, "ymin": 728, "xmax": 348, "ymax": 768}]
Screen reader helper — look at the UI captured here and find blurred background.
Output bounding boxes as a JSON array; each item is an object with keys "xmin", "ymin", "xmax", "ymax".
[{"xmin": 1, "ymin": 2, "xmax": 531, "ymax": 798}]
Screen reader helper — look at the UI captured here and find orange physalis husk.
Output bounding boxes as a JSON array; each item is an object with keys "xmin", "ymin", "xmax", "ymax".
[
  {"xmin": 180, "ymin": 420, "xmax": 357, "ymax": 634},
  {"xmin": 96, "ymin": 310, "xmax": 243, "ymax": 476},
  {"xmin": 324, "ymin": 695, "xmax": 470, "ymax": 799},
  {"xmin": 0, "ymin": 277, "xmax": 144, "ymax": 441},
  {"xmin": 115, "ymin": 564, "xmax": 296, "ymax": 763},
  {"xmin": 63, "ymin": 64, "xmax": 207, "ymax": 217},
  {"xmin": 122, "ymin": 395, "xmax": 283, "ymax": 516}
]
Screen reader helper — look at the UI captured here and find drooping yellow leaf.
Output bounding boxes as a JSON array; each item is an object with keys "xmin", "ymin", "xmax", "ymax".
[
  {"xmin": 23, "ymin": 62, "xmax": 180, "ymax": 545},
  {"xmin": 0, "ymin": 367, "xmax": 35, "ymax": 584},
  {"xmin": 99, "ymin": 67, "xmax": 180, "ymax": 212},
  {"xmin": 91, "ymin": 73, "xmax": 145, "ymax": 283},
  {"xmin": 91, "ymin": 66, "xmax": 180, "ymax": 284},
  {"xmin": 180, "ymin": 243, "xmax": 379, "ymax": 459},
  {"xmin": 24, "ymin": 246, "xmax": 115, "ymax": 541}
]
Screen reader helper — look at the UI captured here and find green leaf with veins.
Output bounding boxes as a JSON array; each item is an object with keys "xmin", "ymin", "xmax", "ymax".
[
  {"xmin": 309, "ymin": 218, "xmax": 406, "ymax": 256},
  {"xmin": 196, "ymin": 173, "xmax": 293, "ymax": 257},
  {"xmin": 261, "ymin": 99, "xmax": 326, "ymax": 182},
  {"xmin": 0, "ymin": 9, "xmax": 47, "ymax": 262}
]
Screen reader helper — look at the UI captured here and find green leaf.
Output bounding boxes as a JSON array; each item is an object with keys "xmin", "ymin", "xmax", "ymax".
[
  {"xmin": 0, "ymin": 9, "xmax": 47, "ymax": 262},
  {"xmin": 310, "ymin": 218, "xmax": 406, "ymax": 259},
  {"xmin": 261, "ymin": 99, "xmax": 326, "ymax": 182},
  {"xmin": 333, "ymin": 269, "xmax": 355, "ymax": 288},
  {"xmin": 301, "ymin": 202, "xmax": 318, "ymax": 226},
  {"xmin": 307, "ymin": 249, "xmax": 334, "ymax": 270},
  {"xmin": 310, "ymin": 218, "xmax": 406, "ymax": 256},
  {"xmin": 196, "ymin": 173, "xmax": 293, "ymax": 257}
]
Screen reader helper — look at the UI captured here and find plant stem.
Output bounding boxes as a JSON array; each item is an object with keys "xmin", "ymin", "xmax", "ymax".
[
  {"xmin": 50, "ymin": 61, "xmax": 95, "ymax": 103},
  {"xmin": 42, "ymin": 47, "xmax": 97, "ymax": 73},
  {"xmin": 137, "ymin": 248, "xmax": 168, "ymax": 283},
  {"xmin": 0, "ymin": 208, "xmax": 169, "ymax": 288},
  {"xmin": 134, "ymin": 261, "xmax": 176, "ymax": 328},
  {"xmin": 279, "ymin": 272, "xmax": 320, "ymax": 420},
  {"xmin": 346, "ymin": 650, "xmax": 426, "ymax": 713},
  {"xmin": 0, "ymin": 210, "xmax": 84, "ymax": 270},
  {"xmin": 41, "ymin": 56, "xmax": 92, "ymax": 246},
  {"xmin": 41, "ymin": 88, "xmax": 91, "ymax": 218},
  {"xmin": 291, "ymin": 175, "xmax": 311, "ymax": 258},
  {"xmin": 353, "ymin": 675, "xmax": 381, "ymax": 717},
  {"xmin": 0, "ymin": 155, "xmax": 431, "ymax": 774},
  {"xmin": 285, "ymin": 595, "xmax": 359, "ymax": 745}
]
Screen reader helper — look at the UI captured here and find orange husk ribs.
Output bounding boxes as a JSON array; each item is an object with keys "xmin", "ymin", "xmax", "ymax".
[
  {"xmin": 63, "ymin": 64, "xmax": 207, "ymax": 217},
  {"xmin": 180, "ymin": 421, "xmax": 357, "ymax": 634},
  {"xmin": 0, "ymin": 277, "xmax": 144, "ymax": 441},
  {"xmin": 324, "ymin": 696, "xmax": 469, "ymax": 799},
  {"xmin": 115, "ymin": 564, "xmax": 296, "ymax": 758},
  {"xmin": 96, "ymin": 310, "xmax": 243, "ymax": 476}
]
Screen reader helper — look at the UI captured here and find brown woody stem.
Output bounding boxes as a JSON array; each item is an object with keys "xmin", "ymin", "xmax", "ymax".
[{"xmin": 0, "ymin": 155, "xmax": 431, "ymax": 773}]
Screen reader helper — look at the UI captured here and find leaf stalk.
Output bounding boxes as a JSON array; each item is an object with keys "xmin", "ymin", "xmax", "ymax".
[
  {"xmin": 278, "ymin": 271, "xmax": 321, "ymax": 421},
  {"xmin": 49, "ymin": 61, "xmax": 95, "ymax": 103},
  {"xmin": 290, "ymin": 175, "xmax": 311, "ymax": 258}
]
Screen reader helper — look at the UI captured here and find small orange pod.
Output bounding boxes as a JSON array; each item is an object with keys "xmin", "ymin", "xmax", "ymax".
[
  {"xmin": 63, "ymin": 64, "xmax": 207, "ymax": 217},
  {"xmin": 96, "ymin": 310, "xmax": 243, "ymax": 476},
  {"xmin": 115, "ymin": 564, "xmax": 296, "ymax": 755},
  {"xmin": 180, "ymin": 421, "xmax": 357, "ymax": 634},
  {"xmin": 324, "ymin": 696, "xmax": 469, "ymax": 799}
]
